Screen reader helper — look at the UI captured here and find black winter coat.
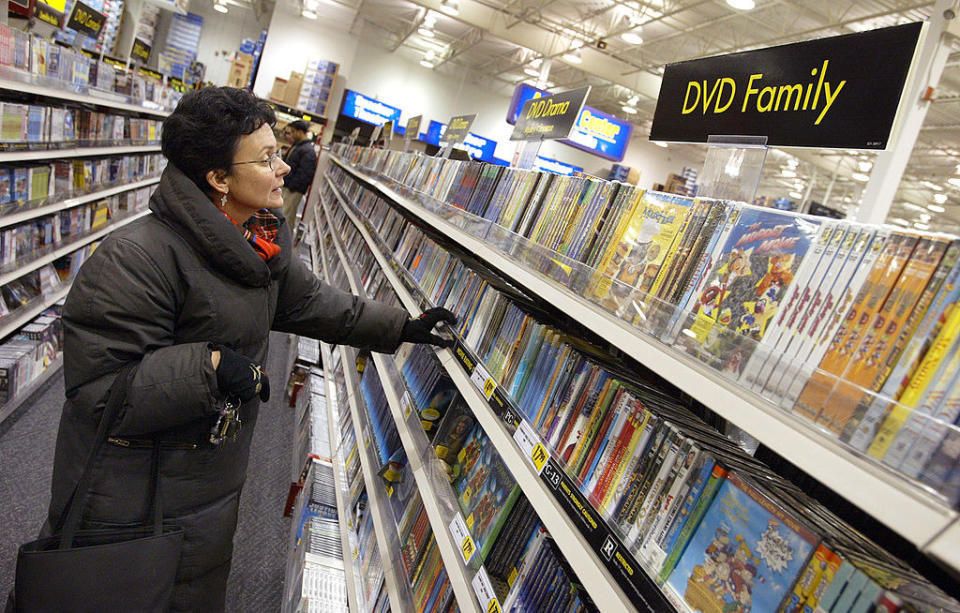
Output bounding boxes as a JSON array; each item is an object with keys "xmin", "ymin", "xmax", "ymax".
[
  {"xmin": 282, "ymin": 139, "xmax": 317, "ymax": 194},
  {"xmin": 44, "ymin": 164, "xmax": 408, "ymax": 611}
]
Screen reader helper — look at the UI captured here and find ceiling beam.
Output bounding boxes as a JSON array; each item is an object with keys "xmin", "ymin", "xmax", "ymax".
[{"xmin": 400, "ymin": 0, "xmax": 664, "ymax": 100}]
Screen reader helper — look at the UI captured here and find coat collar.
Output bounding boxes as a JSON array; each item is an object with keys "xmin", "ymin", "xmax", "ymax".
[{"xmin": 149, "ymin": 164, "xmax": 291, "ymax": 287}]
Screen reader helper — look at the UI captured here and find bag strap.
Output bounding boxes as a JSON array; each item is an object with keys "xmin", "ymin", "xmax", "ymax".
[{"xmin": 58, "ymin": 363, "xmax": 138, "ymax": 549}]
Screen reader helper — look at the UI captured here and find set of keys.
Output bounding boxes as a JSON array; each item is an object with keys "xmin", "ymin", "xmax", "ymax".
[{"xmin": 209, "ymin": 397, "xmax": 242, "ymax": 446}]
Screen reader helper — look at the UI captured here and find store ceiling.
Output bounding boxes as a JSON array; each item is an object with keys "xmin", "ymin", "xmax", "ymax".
[{"xmin": 325, "ymin": 0, "xmax": 960, "ymax": 230}]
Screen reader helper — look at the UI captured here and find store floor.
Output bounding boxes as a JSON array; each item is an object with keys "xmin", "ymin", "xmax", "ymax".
[{"xmin": 0, "ymin": 333, "xmax": 296, "ymax": 612}]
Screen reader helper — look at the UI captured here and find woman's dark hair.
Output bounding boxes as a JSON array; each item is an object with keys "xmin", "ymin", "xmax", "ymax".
[{"xmin": 161, "ymin": 87, "xmax": 276, "ymax": 193}]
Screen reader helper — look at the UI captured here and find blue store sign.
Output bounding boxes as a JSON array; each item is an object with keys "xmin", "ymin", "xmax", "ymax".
[
  {"xmin": 341, "ymin": 90, "xmax": 402, "ymax": 126},
  {"xmin": 507, "ymin": 83, "xmax": 632, "ymax": 162},
  {"xmin": 534, "ymin": 155, "xmax": 582, "ymax": 176}
]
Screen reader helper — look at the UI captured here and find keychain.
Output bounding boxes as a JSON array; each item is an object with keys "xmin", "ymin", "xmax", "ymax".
[{"xmin": 209, "ymin": 397, "xmax": 242, "ymax": 446}]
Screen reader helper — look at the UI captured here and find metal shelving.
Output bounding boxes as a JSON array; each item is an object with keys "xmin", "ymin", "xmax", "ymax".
[
  {"xmin": 324, "ymin": 177, "xmax": 655, "ymax": 613},
  {"xmin": 329, "ymin": 156, "xmax": 960, "ymax": 564},
  {"xmin": 0, "ymin": 208, "xmax": 151, "ymax": 287},
  {"xmin": 0, "ymin": 176, "xmax": 160, "ymax": 230},
  {"xmin": 0, "ymin": 144, "xmax": 161, "ymax": 163},
  {"xmin": 0, "ymin": 71, "xmax": 171, "ymax": 117},
  {"xmin": 318, "ymin": 190, "xmax": 483, "ymax": 613}
]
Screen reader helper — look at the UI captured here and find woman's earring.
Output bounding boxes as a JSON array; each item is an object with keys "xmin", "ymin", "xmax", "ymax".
[{"xmin": 220, "ymin": 193, "xmax": 228, "ymax": 208}]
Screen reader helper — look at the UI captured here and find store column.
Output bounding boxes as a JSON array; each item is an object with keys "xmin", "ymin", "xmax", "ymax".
[{"xmin": 857, "ymin": 0, "xmax": 955, "ymax": 224}]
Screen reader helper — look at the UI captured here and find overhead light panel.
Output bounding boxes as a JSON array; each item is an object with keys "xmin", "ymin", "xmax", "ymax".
[
  {"xmin": 789, "ymin": 191, "xmax": 803, "ymax": 199},
  {"xmin": 928, "ymin": 203, "xmax": 946, "ymax": 212},
  {"xmin": 902, "ymin": 202, "xmax": 925, "ymax": 211},
  {"xmin": 949, "ymin": 177, "xmax": 960, "ymax": 187},
  {"xmin": 653, "ymin": 141, "xmax": 668, "ymax": 148},
  {"xmin": 214, "ymin": 0, "xmax": 228, "ymax": 13},
  {"xmin": 857, "ymin": 160, "xmax": 873, "ymax": 172},
  {"xmin": 781, "ymin": 169, "xmax": 797, "ymax": 178},
  {"xmin": 524, "ymin": 66, "xmax": 540, "ymax": 77},
  {"xmin": 419, "ymin": 59, "xmax": 434, "ymax": 68},
  {"xmin": 301, "ymin": 8, "xmax": 317, "ymax": 18},
  {"xmin": 621, "ymin": 30, "xmax": 644, "ymax": 45},
  {"xmin": 914, "ymin": 222, "xmax": 931, "ymax": 230},
  {"xmin": 418, "ymin": 27, "xmax": 435, "ymax": 38},
  {"xmin": 439, "ymin": 0, "xmax": 459, "ymax": 15},
  {"xmin": 621, "ymin": 104, "xmax": 638, "ymax": 114},
  {"xmin": 926, "ymin": 181, "xmax": 944, "ymax": 191},
  {"xmin": 852, "ymin": 172, "xmax": 870, "ymax": 182},
  {"xmin": 891, "ymin": 218, "xmax": 910, "ymax": 226},
  {"xmin": 934, "ymin": 193, "xmax": 948, "ymax": 205},
  {"xmin": 726, "ymin": 0, "xmax": 755, "ymax": 9},
  {"xmin": 563, "ymin": 48, "xmax": 582, "ymax": 64}
]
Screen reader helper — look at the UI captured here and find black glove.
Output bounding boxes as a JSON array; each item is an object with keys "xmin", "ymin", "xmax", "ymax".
[
  {"xmin": 214, "ymin": 345, "xmax": 270, "ymax": 402},
  {"xmin": 400, "ymin": 307, "xmax": 457, "ymax": 348}
]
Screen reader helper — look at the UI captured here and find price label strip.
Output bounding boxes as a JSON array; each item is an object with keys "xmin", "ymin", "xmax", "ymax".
[
  {"xmin": 513, "ymin": 419, "xmax": 549, "ymax": 475},
  {"xmin": 402, "ymin": 390, "xmax": 414, "ymax": 420},
  {"xmin": 449, "ymin": 513, "xmax": 476, "ymax": 565},
  {"xmin": 470, "ymin": 361, "xmax": 496, "ymax": 400},
  {"xmin": 471, "ymin": 566, "xmax": 501, "ymax": 613}
]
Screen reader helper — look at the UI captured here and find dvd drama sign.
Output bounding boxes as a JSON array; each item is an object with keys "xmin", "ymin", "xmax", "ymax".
[
  {"xmin": 511, "ymin": 87, "xmax": 590, "ymax": 141},
  {"xmin": 650, "ymin": 22, "xmax": 922, "ymax": 149}
]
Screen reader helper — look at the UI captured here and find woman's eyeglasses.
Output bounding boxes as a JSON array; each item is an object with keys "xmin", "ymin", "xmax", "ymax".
[{"xmin": 231, "ymin": 151, "xmax": 282, "ymax": 170}]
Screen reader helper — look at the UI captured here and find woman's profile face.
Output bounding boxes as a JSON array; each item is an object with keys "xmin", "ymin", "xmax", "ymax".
[{"xmin": 226, "ymin": 123, "xmax": 291, "ymax": 213}]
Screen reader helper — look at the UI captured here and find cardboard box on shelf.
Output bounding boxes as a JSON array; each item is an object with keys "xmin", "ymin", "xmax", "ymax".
[
  {"xmin": 283, "ymin": 72, "xmax": 304, "ymax": 107},
  {"xmin": 270, "ymin": 77, "xmax": 288, "ymax": 102},
  {"xmin": 226, "ymin": 52, "xmax": 254, "ymax": 88}
]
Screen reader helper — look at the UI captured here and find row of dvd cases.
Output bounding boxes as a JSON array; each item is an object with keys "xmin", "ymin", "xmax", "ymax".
[
  {"xmin": 0, "ymin": 78, "xmax": 168, "ymax": 425},
  {"xmin": 315, "ymin": 150, "xmax": 960, "ymax": 613}
]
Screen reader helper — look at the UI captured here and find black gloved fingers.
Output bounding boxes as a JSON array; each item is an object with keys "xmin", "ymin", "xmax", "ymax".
[
  {"xmin": 420, "ymin": 306, "xmax": 458, "ymax": 327},
  {"xmin": 214, "ymin": 344, "xmax": 269, "ymax": 403},
  {"xmin": 425, "ymin": 333, "xmax": 453, "ymax": 348}
]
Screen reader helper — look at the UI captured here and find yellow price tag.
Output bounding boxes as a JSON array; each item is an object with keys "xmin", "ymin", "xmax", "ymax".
[
  {"xmin": 352, "ymin": 547, "xmax": 359, "ymax": 560},
  {"xmin": 461, "ymin": 536, "xmax": 475, "ymax": 560},
  {"xmin": 531, "ymin": 443, "xmax": 548, "ymax": 472},
  {"xmin": 483, "ymin": 377, "xmax": 496, "ymax": 399}
]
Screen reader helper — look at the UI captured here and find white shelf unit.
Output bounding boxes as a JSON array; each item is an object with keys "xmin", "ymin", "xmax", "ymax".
[
  {"xmin": 320, "ymin": 343, "xmax": 365, "ymax": 613},
  {"xmin": 318, "ymin": 190, "xmax": 484, "ymax": 613},
  {"xmin": 329, "ymin": 156, "xmax": 960, "ymax": 566},
  {"xmin": 0, "ymin": 353, "xmax": 62, "ymax": 424},
  {"xmin": 0, "ymin": 74, "xmax": 171, "ymax": 117},
  {"xmin": 324, "ymin": 176, "xmax": 652, "ymax": 613},
  {"xmin": 0, "ymin": 144, "xmax": 161, "ymax": 163},
  {"xmin": 0, "ymin": 282, "xmax": 70, "ymax": 341},
  {"xmin": 0, "ymin": 209, "xmax": 151, "ymax": 288},
  {"xmin": 0, "ymin": 176, "xmax": 160, "ymax": 229}
]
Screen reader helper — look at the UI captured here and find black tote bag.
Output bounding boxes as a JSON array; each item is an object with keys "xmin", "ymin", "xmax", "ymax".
[{"xmin": 11, "ymin": 364, "xmax": 184, "ymax": 613}]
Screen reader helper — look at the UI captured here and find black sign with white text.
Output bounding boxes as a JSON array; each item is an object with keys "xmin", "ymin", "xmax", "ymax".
[
  {"xmin": 511, "ymin": 86, "xmax": 590, "ymax": 141},
  {"xmin": 650, "ymin": 22, "xmax": 922, "ymax": 149}
]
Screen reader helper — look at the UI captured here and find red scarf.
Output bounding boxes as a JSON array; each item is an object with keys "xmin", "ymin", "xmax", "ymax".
[{"xmin": 221, "ymin": 208, "xmax": 282, "ymax": 261}]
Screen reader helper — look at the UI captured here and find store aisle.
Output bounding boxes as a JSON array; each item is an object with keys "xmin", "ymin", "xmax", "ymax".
[{"xmin": 0, "ymin": 333, "xmax": 295, "ymax": 612}]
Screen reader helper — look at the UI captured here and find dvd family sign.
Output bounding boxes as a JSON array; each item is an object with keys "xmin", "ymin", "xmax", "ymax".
[
  {"xmin": 650, "ymin": 22, "xmax": 922, "ymax": 149},
  {"xmin": 511, "ymin": 87, "xmax": 591, "ymax": 141}
]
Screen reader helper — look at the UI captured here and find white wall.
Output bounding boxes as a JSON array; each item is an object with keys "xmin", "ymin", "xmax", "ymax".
[{"xmin": 189, "ymin": 0, "xmax": 268, "ymax": 87}]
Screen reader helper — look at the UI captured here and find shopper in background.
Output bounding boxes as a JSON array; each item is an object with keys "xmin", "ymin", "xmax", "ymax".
[
  {"xmin": 39, "ymin": 87, "xmax": 455, "ymax": 611},
  {"xmin": 280, "ymin": 119, "xmax": 317, "ymax": 223}
]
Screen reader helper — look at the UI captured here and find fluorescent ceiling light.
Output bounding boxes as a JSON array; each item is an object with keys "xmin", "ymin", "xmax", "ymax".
[
  {"xmin": 914, "ymin": 222, "xmax": 931, "ymax": 230},
  {"xmin": 891, "ymin": 218, "xmax": 910, "ymax": 226},
  {"xmin": 933, "ymin": 193, "xmax": 947, "ymax": 204},
  {"xmin": 789, "ymin": 191, "xmax": 803, "ymax": 199},
  {"xmin": 214, "ymin": 1, "xmax": 228, "ymax": 12},
  {"xmin": 423, "ymin": 12, "xmax": 437, "ymax": 26},
  {"xmin": 726, "ymin": 0, "xmax": 755, "ymax": 9},
  {"xmin": 301, "ymin": 8, "xmax": 317, "ymax": 18},
  {"xmin": 524, "ymin": 66, "xmax": 540, "ymax": 77},
  {"xmin": 653, "ymin": 141, "xmax": 668, "ymax": 148},
  {"xmin": 919, "ymin": 213, "xmax": 932, "ymax": 221},
  {"xmin": 902, "ymin": 202, "xmax": 925, "ymax": 211},
  {"xmin": 786, "ymin": 158, "xmax": 798, "ymax": 168},
  {"xmin": 621, "ymin": 31, "xmax": 644, "ymax": 45},
  {"xmin": 418, "ymin": 27, "xmax": 434, "ymax": 38},
  {"xmin": 923, "ymin": 181, "xmax": 943, "ymax": 191},
  {"xmin": 440, "ymin": 0, "xmax": 459, "ymax": 15},
  {"xmin": 857, "ymin": 160, "xmax": 872, "ymax": 172},
  {"xmin": 621, "ymin": 105, "xmax": 638, "ymax": 114},
  {"xmin": 781, "ymin": 169, "xmax": 797, "ymax": 178},
  {"xmin": 852, "ymin": 172, "xmax": 870, "ymax": 182},
  {"xmin": 425, "ymin": 49, "xmax": 435, "ymax": 60},
  {"xmin": 563, "ymin": 49, "xmax": 582, "ymax": 64},
  {"xmin": 419, "ymin": 59, "xmax": 434, "ymax": 68},
  {"xmin": 949, "ymin": 177, "xmax": 960, "ymax": 187}
]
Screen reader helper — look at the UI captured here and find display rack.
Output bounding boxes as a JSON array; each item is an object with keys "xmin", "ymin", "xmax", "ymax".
[
  {"xmin": 0, "ymin": 69, "xmax": 172, "ymax": 117},
  {"xmin": 324, "ymin": 176, "xmax": 665, "ymax": 613},
  {"xmin": 329, "ymin": 156, "xmax": 960, "ymax": 566},
  {"xmin": 0, "ymin": 176, "xmax": 160, "ymax": 229},
  {"xmin": 0, "ymin": 208, "xmax": 151, "ymax": 288},
  {"xmin": 317, "ymin": 189, "xmax": 484, "ymax": 613},
  {"xmin": 321, "ymin": 342, "xmax": 365, "ymax": 613},
  {"xmin": 0, "ymin": 145, "xmax": 161, "ymax": 163},
  {"xmin": 0, "ymin": 354, "xmax": 62, "ymax": 424},
  {"xmin": 0, "ymin": 283, "xmax": 70, "ymax": 341}
]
